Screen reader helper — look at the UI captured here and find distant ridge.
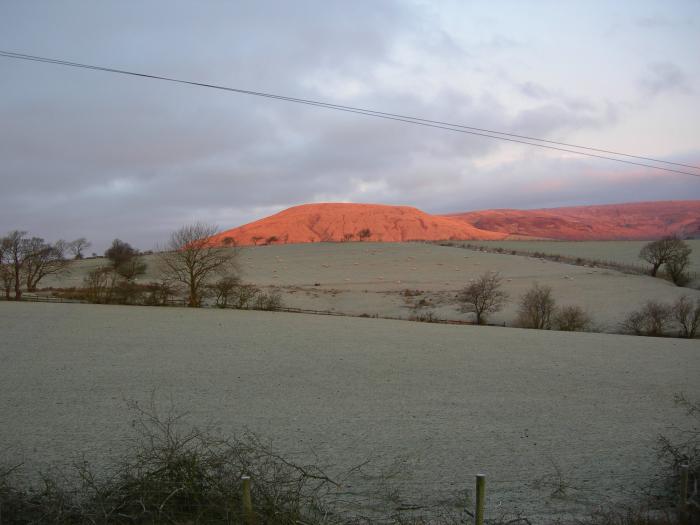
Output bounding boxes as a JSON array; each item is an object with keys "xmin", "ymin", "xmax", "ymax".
[
  {"xmin": 209, "ymin": 200, "xmax": 700, "ymax": 246},
  {"xmin": 446, "ymin": 200, "xmax": 700, "ymax": 241}
]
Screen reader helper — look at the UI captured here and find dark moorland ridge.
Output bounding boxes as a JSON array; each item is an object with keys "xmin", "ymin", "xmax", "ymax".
[{"xmin": 208, "ymin": 200, "xmax": 700, "ymax": 246}]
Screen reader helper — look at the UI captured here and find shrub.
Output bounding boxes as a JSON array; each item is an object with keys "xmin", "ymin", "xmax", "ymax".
[
  {"xmin": 208, "ymin": 276, "xmax": 241, "ymax": 308},
  {"xmin": 516, "ymin": 283, "xmax": 556, "ymax": 329},
  {"xmin": 0, "ymin": 401, "xmax": 341, "ymax": 525},
  {"xmin": 665, "ymin": 246, "xmax": 692, "ymax": 286},
  {"xmin": 458, "ymin": 271, "xmax": 508, "ymax": 325},
  {"xmin": 553, "ymin": 305, "xmax": 592, "ymax": 332},
  {"xmin": 620, "ymin": 300, "xmax": 672, "ymax": 337},
  {"xmin": 657, "ymin": 394, "xmax": 699, "ymax": 513},
  {"xmin": 254, "ymin": 290, "xmax": 283, "ymax": 311},
  {"xmin": 672, "ymin": 295, "xmax": 700, "ymax": 338}
]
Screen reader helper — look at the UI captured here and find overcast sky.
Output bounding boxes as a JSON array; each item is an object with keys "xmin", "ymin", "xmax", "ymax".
[{"xmin": 1, "ymin": 1, "xmax": 699, "ymax": 251}]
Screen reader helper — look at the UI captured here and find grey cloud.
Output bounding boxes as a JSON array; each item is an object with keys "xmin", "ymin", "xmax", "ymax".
[
  {"xmin": 640, "ymin": 62, "xmax": 693, "ymax": 96},
  {"xmin": 1, "ymin": 2, "xmax": 697, "ymax": 251}
]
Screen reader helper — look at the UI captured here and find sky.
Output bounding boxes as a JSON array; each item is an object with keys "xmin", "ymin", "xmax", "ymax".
[{"xmin": 1, "ymin": 0, "xmax": 699, "ymax": 252}]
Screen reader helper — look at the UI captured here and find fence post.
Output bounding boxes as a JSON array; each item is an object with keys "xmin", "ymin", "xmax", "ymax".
[
  {"xmin": 679, "ymin": 464, "xmax": 689, "ymax": 525},
  {"xmin": 475, "ymin": 473, "xmax": 485, "ymax": 525},
  {"xmin": 241, "ymin": 475, "xmax": 254, "ymax": 525}
]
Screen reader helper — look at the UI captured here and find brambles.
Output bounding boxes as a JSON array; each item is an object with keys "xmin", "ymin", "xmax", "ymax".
[
  {"xmin": 516, "ymin": 283, "xmax": 556, "ymax": 329},
  {"xmin": 0, "ymin": 401, "xmax": 343, "ymax": 525},
  {"xmin": 656, "ymin": 393, "xmax": 699, "ymax": 517},
  {"xmin": 458, "ymin": 271, "xmax": 508, "ymax": 325}
]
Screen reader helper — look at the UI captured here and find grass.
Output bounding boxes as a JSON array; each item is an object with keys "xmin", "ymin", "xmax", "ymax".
[{"xmin": 1, "ymin": 396, "xmax": 698, "ymax": 524}]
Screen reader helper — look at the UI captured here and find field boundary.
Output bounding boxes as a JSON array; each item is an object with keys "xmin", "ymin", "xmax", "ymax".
[
  {"xmin": 432, "ymin": 240, "xmax": 699, "ymax": 287},
  {"xmin": 1, "ymin": 295, "xmax": 478, "ymax": 326}
]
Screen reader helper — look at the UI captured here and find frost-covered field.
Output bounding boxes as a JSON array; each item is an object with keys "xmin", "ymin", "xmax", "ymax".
[
  {"xmin": 42, "ymin": 242, "xmax": 700, "ymax": 330},
  {"xmin": 1, "ymin": 301, "xmax": 698, "ymax": 521},
  {"xmin": 465, "ymin": 240, "xmax": 700, "ymax": 275}
]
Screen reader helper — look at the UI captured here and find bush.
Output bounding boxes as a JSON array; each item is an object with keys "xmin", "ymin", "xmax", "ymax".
[
  {"xmin": 254, "ymin": 290, "xmax": 283, "ymax": 311},
  {"xmin": 553, "ymin": 305, "xmax": 592, "ymax": 332},
  {"xmin": 208, "ymin": 276, "xmax": 241, "ymax": 308},
  {"xmin": 458, "ymin": 271, "xmax": 508, "ymax": 325},
  {"xmin": 672, "ymin": 296, "xmax": 700, "ymax": 339},
  {"xmin": 516, "ymin": 283, "xmax": 556, "ymax": 329},
  {"xmin": 657, "ymin": 394, "xmax": 700, "ymax": 515},
  {"xmin": 0, "ymin": 401, "xmax": 341, "ymax": 525},
  {"xmin": 666, "ymin": 247, "xmax": 692, "ymax": 286},
  {"xmin": 620, "ymin": 301, "xmax": 672, "ymax": 337},
  {"xmin": 232, "ymin": 283, "xmax": 260, "ymax": 309}
]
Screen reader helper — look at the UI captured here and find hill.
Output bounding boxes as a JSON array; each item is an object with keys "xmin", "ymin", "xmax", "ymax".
[
  {"xmin": 209, "ymin": 200, "xmax": 700, "ymax": 246},
  {"xmin": 208, "ymin": 203, "xmax": 507, "ymax": 246},
  {"xmin": 445, "ymin": 200, "xmax": 700, "ymax": 240}
]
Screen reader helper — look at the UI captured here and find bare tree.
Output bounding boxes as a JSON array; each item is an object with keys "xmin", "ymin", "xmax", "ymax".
[
  {"xmin": 0, "ymin": 239, "xmax": 14, "ymax": 299},
  {"xmin": 358, "ymin": 228, "xmax": 372, "ymax": 241},
  {"xmin": 672, "ymin": 296, "xmax": 700, "ymax": 339},
  {"xmin": 342, "ymin": 233, "xmax": 354, "ymax": 242},
  {"xmin": 2, "ymin": 231, "xmax": 30, "ymax": 300},
  {"xmin": 83, "ymin": 267, "xmax": 117, "ymax": 303},
  {"xmin": 69, "ymin": 238, "xmax": 91, "ymax": 259},
  {"xmin": 24, "ymin": 237, "xmax": 70, "ymax": 291},
  {"xmin": 458, "ymin": 271, "xmax": 508, "ymax": 325},
  {"xmin": 251, "ymin": 236, "xmax": 263, "ymax": 246},
  {"xmin": 158, "ymin": 223, "xmax": 239, "ymax": 307},
  {"xmin": 639, "ymin": 237, "xmax": 690, "ymax": 277},
  {"xmin": 666, "ymin": 244, "xmax": 692, "ymax": 286},
  {"xmin": 516, "ymin": 282, "xmax": 556, "ymax": 329}
]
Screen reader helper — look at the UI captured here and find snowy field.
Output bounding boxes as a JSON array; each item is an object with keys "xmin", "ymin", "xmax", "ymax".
[
  {"xmin": 464, "ymin": 240, "xmax": 700, "ymax": 275},
  {"xmin": 42, "ymin": 242, "xmax": 700, "ymax": 330},
  {"xmin": 1, "ymin": 301, "xmax": 698, "ymax": 521}
]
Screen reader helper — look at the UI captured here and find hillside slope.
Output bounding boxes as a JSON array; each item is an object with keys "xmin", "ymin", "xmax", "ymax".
[
  {"xmin": 208, "ymin": 203, "xmax": 507, "ymax": 246},
  {"xmin": 445, "ymin": 200, "xmax": 700, "ymax": 240}
]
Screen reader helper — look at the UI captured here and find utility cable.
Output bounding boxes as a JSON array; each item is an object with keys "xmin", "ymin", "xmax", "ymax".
[{"xmin": 1, "ymin": 50, "xmax": 698, "ymax": 178}]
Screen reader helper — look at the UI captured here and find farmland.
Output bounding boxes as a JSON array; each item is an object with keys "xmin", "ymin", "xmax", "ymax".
[
  {"xmin": 40, "ymin": 241, "xmax": 700, "ymax": 330},
  {"xmin": 1, "ymin": 300, "xmax": 698, "ymax": 521}
]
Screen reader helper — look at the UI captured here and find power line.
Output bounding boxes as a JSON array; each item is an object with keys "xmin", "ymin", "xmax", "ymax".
[{"xmin": 1, "ymin": 50, "xmax": 699, "ymax": 178}]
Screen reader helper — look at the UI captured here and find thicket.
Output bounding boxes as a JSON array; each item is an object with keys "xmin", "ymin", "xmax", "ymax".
[
  {"xmin": 1, "ymin": 396, "xmax": 698, "ymax": 524},
  {"xmin": 0, "ymin": 401, "xmax": 343, "ymax": 525},
  {"xmin": 620, "ymin": 297, "xmax": 700, "ymax": 338},
  {"xmin": 515, "ymin": 283, "xmax": 592, "ymax": 332}
]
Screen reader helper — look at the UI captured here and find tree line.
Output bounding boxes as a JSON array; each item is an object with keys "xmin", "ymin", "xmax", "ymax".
[
  {"xmin": 1, "ymin": 224, "xmax": 241, "ymax": 307},
  {"xmin": 0, "ymin": 233, "xmax": 91, "ymax": 300}
]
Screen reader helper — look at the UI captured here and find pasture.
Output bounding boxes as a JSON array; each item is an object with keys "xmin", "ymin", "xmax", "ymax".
[
  {"xmin": 1, "ymin": 301, "xmax": 698, "ymax": 521},
  {"xmin": 41, "ymin": 241, "xmax": 700, "ymax": 330}
]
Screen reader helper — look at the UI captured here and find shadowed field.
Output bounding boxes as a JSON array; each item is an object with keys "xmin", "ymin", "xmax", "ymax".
[{"xmin": 1, "ymin": 301, "xmax": 698, "ymax": 520}]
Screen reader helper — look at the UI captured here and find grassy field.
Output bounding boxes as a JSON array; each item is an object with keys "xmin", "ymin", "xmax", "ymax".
[
  {"xmin": 464, "ymin": 240, "xmax": 700, "ymax": 275},
  {"xmin": 1, "ymin": 301, "xmax": 698, "ymax": 521},
  {"xmin": 41, "ymin": 242, "xmax": 700, "ymax": 331}
]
